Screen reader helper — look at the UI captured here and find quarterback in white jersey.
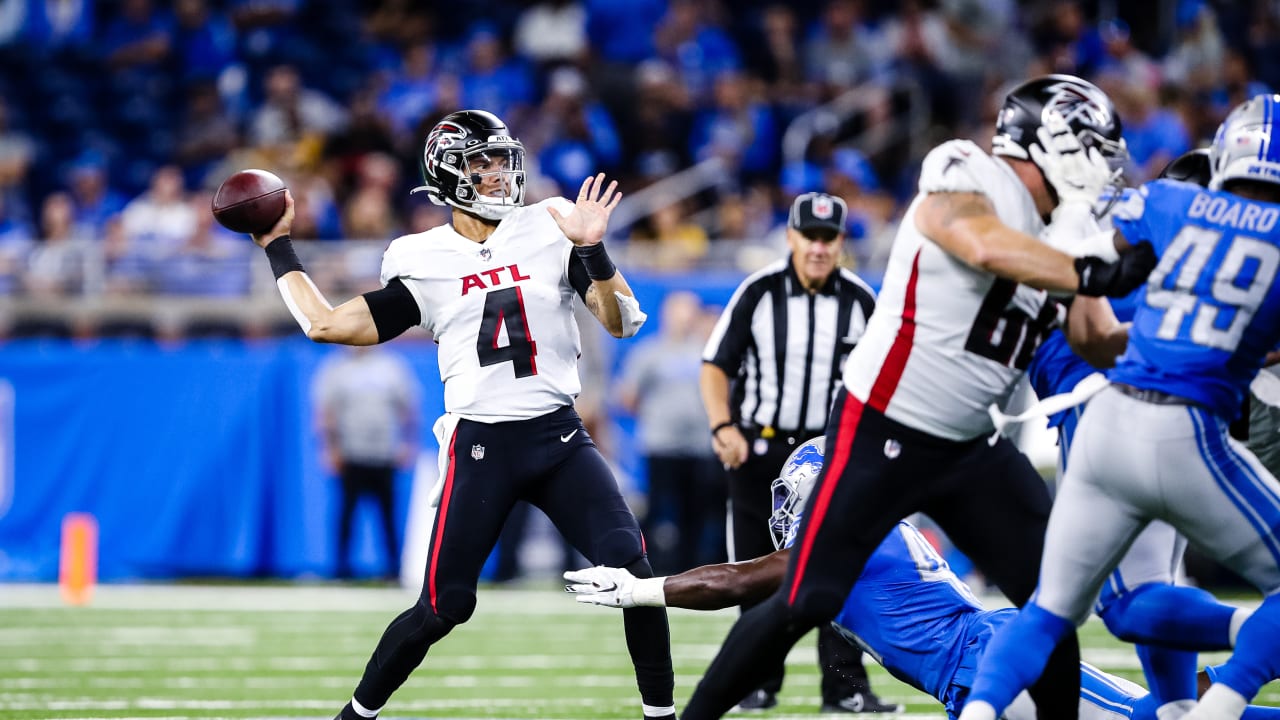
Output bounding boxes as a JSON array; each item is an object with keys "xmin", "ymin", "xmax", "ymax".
[
  {"xmin": 679, "ymin": 75, "xmax": 1156, "ymax": 720},
  {"xmin": 245, "ymin": 110, "xmax": 675, "ymax": 720}
]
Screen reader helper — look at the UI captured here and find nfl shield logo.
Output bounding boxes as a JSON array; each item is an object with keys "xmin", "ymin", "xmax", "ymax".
[
  {"xmin": 883, "ymin": 439, "xmax": 901, "ymax": 459},
  {"xmin": 471, "ymin": 444, "xmax": 486, "ymax": 460},
  {"xmin": 813, "ymin": 196, "xmax": 834, "ymax": 218},
  {"xmin": 478, "ymin": 247, "xmax": 492, "ymax": 261}
]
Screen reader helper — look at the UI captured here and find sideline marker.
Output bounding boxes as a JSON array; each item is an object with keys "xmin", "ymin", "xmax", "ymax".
[{"xmin": 59, "ymin": 513, "xmax": 98, "ymax": 606}]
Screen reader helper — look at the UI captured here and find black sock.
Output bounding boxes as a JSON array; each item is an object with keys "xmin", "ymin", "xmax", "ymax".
[{"xmin": 1026, "ymin": 630, "xmax": 1082, "ymax": 720}]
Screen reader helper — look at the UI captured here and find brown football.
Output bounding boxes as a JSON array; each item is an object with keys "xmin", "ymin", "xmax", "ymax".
[{"xmin": 211, "ymin": 169, "xmax": 287, "ymax": 234}]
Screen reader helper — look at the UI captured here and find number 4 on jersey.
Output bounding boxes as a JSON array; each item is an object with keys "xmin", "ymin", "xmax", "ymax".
[{"xmin": 476, "ymin": 287, "xmax": 538, "ymax": 378}]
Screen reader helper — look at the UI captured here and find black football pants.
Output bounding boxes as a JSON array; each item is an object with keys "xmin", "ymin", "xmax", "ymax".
[
  {"xmin": 683, "ymin": 392, "xmax": 1079, "ymax": 720},
  {"xmin": 350, "ymin": 405, "xmax": 674, "ymax": 711}
]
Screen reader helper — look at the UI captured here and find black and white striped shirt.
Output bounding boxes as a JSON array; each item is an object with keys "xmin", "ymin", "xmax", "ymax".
[{"xmin": 703, "ymin": 258, "xmax": 877, "ymax": 435}]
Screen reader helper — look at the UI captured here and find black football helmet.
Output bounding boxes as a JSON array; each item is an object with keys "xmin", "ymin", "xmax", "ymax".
[
  {"xmin": 992, "ymin": 74, "xmax": 1128, "ymax": 171},
  {"xmin": 413, "ymin": 110, "xmax": 526, "ymax": 220},
  {"xmin": 1158, "ymin": 148, "xmax": 1211, "ymax": 187}
]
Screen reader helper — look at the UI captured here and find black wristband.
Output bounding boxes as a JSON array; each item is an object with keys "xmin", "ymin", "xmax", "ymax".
[
  {"xmin": 575, "ymin": 242, "xmax": 617, "ymax": 281},
  {"xmin": 711, "ymin": 421, "xmax": 736, "ymax": 438},
  {"xmin": 264, "ymin": 235, "xmax": 304, "ymax": 279}
]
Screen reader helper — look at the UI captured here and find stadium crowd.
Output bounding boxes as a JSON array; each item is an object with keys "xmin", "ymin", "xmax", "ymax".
[{"xmin": 0, "ymin": 0, "xmax": 1274, "ymax": 307}]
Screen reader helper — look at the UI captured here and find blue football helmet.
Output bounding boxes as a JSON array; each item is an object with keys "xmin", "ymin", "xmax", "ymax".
[
  {"xmin": 1209, "ymin": 94, "xmax": 1280, "ymax": 190},
  {"xmin": 769, "ymin": 437, "xmax": 826, "ymax": 550}
]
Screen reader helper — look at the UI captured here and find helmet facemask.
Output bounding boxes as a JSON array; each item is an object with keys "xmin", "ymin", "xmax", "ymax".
[
  {"xmin": 455, "ymin": 142, "xmax": 526, "ymax": 220},
  {"xmin": 768, "ymin": 438, "xmax": 826, "ymax": 550},
  {"xmin": 414, "ymin": 111, "xmax": 528, "ymax": 221}
]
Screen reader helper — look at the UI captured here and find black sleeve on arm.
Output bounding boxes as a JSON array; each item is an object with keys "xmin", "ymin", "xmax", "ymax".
[
  {"xmin": 567, "ymin": 251, "xmax": 592, "ymax": 301},
  {"xmin": 362, "ymin": 278, "xmax": 422, "ymax": 343}
]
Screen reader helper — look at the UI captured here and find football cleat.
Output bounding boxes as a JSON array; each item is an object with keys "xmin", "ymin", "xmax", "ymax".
[
  {"xmin": 821, "ymin": 691, "xmax": 903, "ymax": 714},
  {"xmin": 736, "ymin": 689, "xmax": 778, "ymax": 711}
]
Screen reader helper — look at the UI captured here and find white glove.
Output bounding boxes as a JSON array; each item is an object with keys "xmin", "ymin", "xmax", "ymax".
[
  {"xmin": 563, "ymin": 566, "xmax": 666, "ymax": 608},
  {"xmin": 1029, "ymin": 109, "xmax": 1116, "ymax": 208}
]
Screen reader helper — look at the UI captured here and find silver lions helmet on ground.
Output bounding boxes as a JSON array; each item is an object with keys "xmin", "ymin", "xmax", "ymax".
[
  {"xmin": 768, "ymin": 437, "xmax": 826, "ymax": 551},
  {"xmin": 1209, "ymin": 94, "xmax": 1280, "ymax": 190}
]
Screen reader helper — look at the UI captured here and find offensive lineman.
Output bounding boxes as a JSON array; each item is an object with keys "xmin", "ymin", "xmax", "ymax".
[
  {"xmin": 959, "ymin": 95, "xmax": 1280, "ymax": 720},
  {"xmin": 678, "ymin": 74, "xmax": 1157, "ymax": 720},
  {"xmin": 563, "ymin": 438, "xmax": 1280, "ymax": 720},
  {"xmin": 246, "ymin": 110, "xmax": 676, "ymax": 720}
]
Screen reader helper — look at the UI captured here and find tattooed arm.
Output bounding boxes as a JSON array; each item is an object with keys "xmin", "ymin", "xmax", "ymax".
[
  {"xmin": 914, "ymin": 191, "xmax": 1083, "ymax": 293},
  {"xmin": 581, "ymin": 271, "xmax": 636, "ymax": 338}
]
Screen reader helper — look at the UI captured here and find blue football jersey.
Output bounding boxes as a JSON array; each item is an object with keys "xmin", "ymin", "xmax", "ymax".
[
  {"xmin": 1110, "ymin": 180, "xmax": 1280, "ymax": 419},
  {"xmin": 815, "ymin": 523, "xmax": 992, "ymax": 713}
]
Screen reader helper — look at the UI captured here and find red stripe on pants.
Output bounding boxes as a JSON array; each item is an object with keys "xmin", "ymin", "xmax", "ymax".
[
  {"xmin": 788, "ymin": 394, "xmax": 865, "ymax": 605},
  {"xmin": 427, "ymin": 430, "xmax": 459, "ymax": 614}
]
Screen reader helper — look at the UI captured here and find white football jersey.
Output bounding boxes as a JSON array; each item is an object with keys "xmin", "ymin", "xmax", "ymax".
[
  {"xmin": 842, "ymin": 140, "xmax": 1065, "ymax": 441},
  {"xmin": 380, "ymin": 197, "xmax": 584, "ymax": 422}
]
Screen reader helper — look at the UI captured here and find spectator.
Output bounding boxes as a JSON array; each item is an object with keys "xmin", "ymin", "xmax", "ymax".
[
  {"xmin": 0, "ymin": 99, "xmax": 33, "ymax": 224},
  {"xmin": 249, "ymin": 64, "xmax": 349, "ymax": 151},
  {"xmin": 172, "ymin": 0, "xmax": 239, "ymax": 86},
  {"xmin": 654, "ymin": 0, "xmax": 741, "ymax": 101},
  {"xmin": 630, "ymin": 195, "xmax": 708, "ymax": 271},
  {"xmin": 313, "ymin": 345, "xmax": 421, "ymax": 580},
  {"xmin": 341, "ymin": 152, "xmax": 400, "ymax": 241},
  {"xmin": 513, "ymin": 0, "xmax": 587, "ymax": 67},
  {"xmin": 621, "ymin": 59, "xmax": 693, "ymax": 182},
  {"xmin": 617, "ymin": 291, "xmax": 724, "ymax": 575},
  {"xmin": 65, "ymin": 155, "xmax": 126, "ymax": 242},
  {"xmin": 18, "ymin": 0, "xmax": 96, "ymax": 57},
  {"xmin": 1114, "ymin": 80, "xmax": 1190, "ymax": 182},
  {"xmin": 1096, "ymin": 18, "xmax": 1160, "ymax": 91},
  {"xmin": 155, "ymin": 193, "xmax": 252, "ymax": 296},
  {"xmin": 456, "ymin": 23, "xmax": 536, "ymax": 126},
  {"xmin": 101, "ymin": 0, "xmax": 172, "ymax": 73},
  {"xmin": 584, "ymin": 0, "xmax": 667, "ymax": 65},
  {"xmin": 803, "ymin": 0, "xmax": 877, "ymax": 96},
  {"xmin": 377, "ymin": 42, "xmax": 440, "ymax": 141},
  {"xmin": 113, "ymin": 165, "xmax": 195, "ymax": 290},
  {"xmin": 0, "ymin": 191, "xmax": 34, "ymax": 294},
  {"xmin": 528, "ymin": 67, "xmax": 622, "ymax": 194},
  {"xmin": 26, "ymin": 192, "xmax": 90, "ymax": 297},
  {"xmin": 689, "ymin": 70, "xmax": 778, "ymax": 179},
  {"xmin": 174, "ymin": 81, "xmax": 241, "ymax": 190}
]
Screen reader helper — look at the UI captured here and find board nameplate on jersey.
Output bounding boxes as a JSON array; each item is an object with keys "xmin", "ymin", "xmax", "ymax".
[
  {"xmin": 471, "ymin": 444, "xmax": 486, "ymax": 460},
  {"xmin": 753, "ymin": 438, "xmax": 768, "ymax": 456},
  {"xmin": 460, "ymin": 264, "xmax": 529, "ymax": 295}
]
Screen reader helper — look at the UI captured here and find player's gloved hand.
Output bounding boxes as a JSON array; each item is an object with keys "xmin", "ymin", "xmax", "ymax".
[
  {"xmin": 563, "ymin": 566, "xmax": 666, "ymax": 608},
  {"xmin": 1030, "ymin": 110, "xmax": 1117, "ymax": 208},
  {"xmin": 1075, "ymin": 242, "xmax": 1156, "ymax": 297}
]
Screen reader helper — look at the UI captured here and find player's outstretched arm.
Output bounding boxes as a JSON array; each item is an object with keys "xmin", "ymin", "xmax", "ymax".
[
  {"xmin": 565, "ymin": 550, "xmax": 789, "ymax": 611},
  {"xmin": 251, "ymin": 192, "xmax": 384, "ymax": 346},
  {"xmin": 915, "ymin": 191, "xmax": 1082, "ymax": 292},
  {"xmin": 1066, "ymin": 296, "xmax": 1129, "ymax": 368},
  {"xmin": 550, "ymin": 173, "xmax": 647, "ymax": 338}
]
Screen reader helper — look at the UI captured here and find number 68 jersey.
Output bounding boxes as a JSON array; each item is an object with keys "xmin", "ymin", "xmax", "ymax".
[
  {"xmin": 842, "ymin": 140, "xmax": 1065, "ymax": 441},
  {"xmin": 1110, "ymin": 179, "xmax": 1280, "ymax": 419},
  {"xmin": 379, "ymin": 197, "xmax": 586, "ymax": 422}
]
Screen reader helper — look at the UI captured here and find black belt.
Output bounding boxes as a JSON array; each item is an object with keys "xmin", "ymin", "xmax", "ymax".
[
  {"xmin": 742, "ymin": 425, "xmax": 824, "ymax": 446},
  {"xmin": 1113, "ymin": 383, "xmax": 1194, "ymax": 406}
]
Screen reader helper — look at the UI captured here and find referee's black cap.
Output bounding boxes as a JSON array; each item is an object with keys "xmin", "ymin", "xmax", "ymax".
[{"xmin": 788, "ymin": 193, "xmax": 847, "ymax": 235}]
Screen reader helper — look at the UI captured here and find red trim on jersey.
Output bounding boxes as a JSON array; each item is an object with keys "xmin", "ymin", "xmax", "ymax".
[
  {"xmin": 867, "ymin": 250, "xmax": 921, "ymax": 412},
  {"xmin": 788, "ymin": 393, "xmax": 865, "ymax": 606},
  {"xmin": 514, "ymin": 285, "xmax": 538, "ymax": 375},
  {"xmin": 428, "ymin": 429, "xmax": 459, "ymax": 614}
]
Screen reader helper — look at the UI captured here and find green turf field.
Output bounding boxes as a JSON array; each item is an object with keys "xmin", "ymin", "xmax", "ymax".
[{"xmin": 0, "ymin": 583, "xmax": 1274, "ymax": 720}]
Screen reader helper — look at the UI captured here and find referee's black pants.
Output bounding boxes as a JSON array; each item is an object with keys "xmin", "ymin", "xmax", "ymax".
[
  {"xmin": 726, "ymin": 429, "xmax": 869, "ymax": 704},
  {"xmin": 686, "ymin": 391, "xmax": 1080, "ymax": 720},
  {"xmin": 350, "ymin": 405, "xmax": 674, "ymax": 711}
]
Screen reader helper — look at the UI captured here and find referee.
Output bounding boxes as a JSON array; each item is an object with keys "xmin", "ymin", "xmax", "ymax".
[{"xmin": 701, "ymin": 192, "xmax": 893, "ymax": 714}]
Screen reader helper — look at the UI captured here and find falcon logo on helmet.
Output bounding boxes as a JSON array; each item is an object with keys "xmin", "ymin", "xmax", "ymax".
[
  {"xmin": 413, "ymin": 110, "xmax": 527, "ymax": 221},
  {"xmin": 992, "ymin": 74, "xmax": 1128, "ymax": 172}
]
